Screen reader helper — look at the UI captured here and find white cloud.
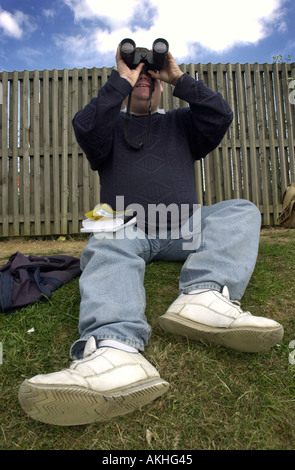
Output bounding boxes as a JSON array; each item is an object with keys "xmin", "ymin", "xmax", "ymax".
[
  {"xmin": 0, "ymin": 7, "xmax": 37, "ymax": 40},
  {"xmin": 0, "ymin": 8, "xmax": 23, "ymax": 38},
  {"xmin": 64, "ymin": 0, "xmax": 137, "ymax": 27},
  {"xmin": 42, "ymin": 9, "xmax": 56, "ymax": 19},
  {"xmin": 60, "ymin": 0, "xmax": 289, "ymax": 66}
]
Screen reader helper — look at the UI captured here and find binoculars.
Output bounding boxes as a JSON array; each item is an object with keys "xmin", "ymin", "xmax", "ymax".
[{"xmin": 119, "ymin": 38, "xmax": 169, "ymax": 71}]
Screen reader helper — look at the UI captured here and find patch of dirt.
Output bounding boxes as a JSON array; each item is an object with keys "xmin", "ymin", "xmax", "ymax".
[
  {"xmin": 0, "ymin": 236, "xmax": 87, "ymax": 264},
  {"xmin": 0, "ymin": 228, "xmax": 293, "ymax": 266},
  {"xmin": 260, "ymin": 226, "xmax": 295, "ymax": 243}
]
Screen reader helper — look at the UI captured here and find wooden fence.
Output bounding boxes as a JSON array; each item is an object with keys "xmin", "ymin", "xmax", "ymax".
[{"xmin": 0, "ymin": 62, "xmax": 295, "ymax": 237}]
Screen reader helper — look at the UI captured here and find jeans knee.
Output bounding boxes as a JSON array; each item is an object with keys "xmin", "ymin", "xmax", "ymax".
[{"xmin": 233, "ymin": 199, "xmax": 261, "ymax": 221}]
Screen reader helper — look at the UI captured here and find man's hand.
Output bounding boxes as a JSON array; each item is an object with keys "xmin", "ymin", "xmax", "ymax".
[
  {"xmin": 148, "ymin": 51, "xmax": 183, "ymax": 86},
  {"xmin": 116, "ymin": 46, "xmax": 145, "ymax": 88}
]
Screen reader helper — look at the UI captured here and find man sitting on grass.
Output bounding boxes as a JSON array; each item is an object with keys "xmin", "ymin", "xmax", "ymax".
[{"xmin": 18, "ymin": 44, "xmax": 284, "ymax": 426}]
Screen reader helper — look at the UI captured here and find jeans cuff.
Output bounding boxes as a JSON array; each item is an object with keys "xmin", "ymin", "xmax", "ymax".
[
  {"xmin": 70, "ymin": 335, "xmax": 145, "ymax": 359},
  {"xmin": 180, "ymin": 281, "xmax": 223, "ymax": 295}
]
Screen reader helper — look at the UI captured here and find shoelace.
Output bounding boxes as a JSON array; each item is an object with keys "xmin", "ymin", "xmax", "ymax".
[
  {"xmin": 230, "ymin": 299, "xmax": 251, "ymax": 317},
  {"xmin": 220, "ymin": 290, "xmax": 252, "ymax": 318}
]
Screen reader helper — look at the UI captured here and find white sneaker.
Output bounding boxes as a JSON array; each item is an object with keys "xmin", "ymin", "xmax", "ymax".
[
  {"xmin": 159, "ymin": 287, "xmax": 284, "ymax": 353},
  {"xmin": 18, "ymin": 337, "xmax": 169, "ymax": 426}
]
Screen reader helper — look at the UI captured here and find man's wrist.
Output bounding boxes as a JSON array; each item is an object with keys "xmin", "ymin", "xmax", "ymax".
[
  {"xmin": 120, "ymin": 74, "xmax": 134, "ymax": 87},
  {"xmin": 171, "ymin": 72, "xmax": 184, "ymax": 87},
  {"xmin": 109, "ymin": 69, "xmax": 133, "ymax": 95}
]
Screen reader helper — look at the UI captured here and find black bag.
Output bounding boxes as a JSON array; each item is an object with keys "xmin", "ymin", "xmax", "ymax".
[{"xmin": 0, "ymin": 252, "xmax": 81, "ymax": 314}]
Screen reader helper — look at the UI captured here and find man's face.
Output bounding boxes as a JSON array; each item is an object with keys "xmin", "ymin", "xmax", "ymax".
[{"xmin": 130, "ymin": 71, "xmax": 163, "ymax": 114}]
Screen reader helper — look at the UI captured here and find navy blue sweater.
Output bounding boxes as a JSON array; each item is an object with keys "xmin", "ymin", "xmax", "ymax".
[{"xmin": 72, "ymin": 70, "xmax": 233, "ymax": 232}]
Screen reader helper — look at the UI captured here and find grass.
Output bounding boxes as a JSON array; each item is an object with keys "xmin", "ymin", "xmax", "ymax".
[{"xmin": 0, "ymin": 228, "xmax": 295, "ymax": 450}]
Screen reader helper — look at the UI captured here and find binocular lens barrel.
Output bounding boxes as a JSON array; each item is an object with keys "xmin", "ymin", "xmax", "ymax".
[
  {"xmin": 120, "ymin": 39, "xmax": 136, "ymax": 55},
  {"xmin": 153, "ymin": 39, "xmax": 169, "ymax": 54}
]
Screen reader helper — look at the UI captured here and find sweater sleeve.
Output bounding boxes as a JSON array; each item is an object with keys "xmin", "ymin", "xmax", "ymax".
[
  {"xmin": 173, "ymin": 73, "xmax": 233, "ymax": 159},
  {"xmin": 72, "ymin": 70, "xmax": 133, "ymax": 169}
]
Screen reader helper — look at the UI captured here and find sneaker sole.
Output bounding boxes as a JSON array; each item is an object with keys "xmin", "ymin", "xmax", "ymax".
[
  {"xmin": 18, "ymin": 378, "xmax": 169, "ymax": 426},
  {"xmin": 159, "ymin": 312, "xmax": 284, "ymax": 353}
]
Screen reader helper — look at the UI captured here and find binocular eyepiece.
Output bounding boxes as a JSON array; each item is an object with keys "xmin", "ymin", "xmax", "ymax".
[{"xmin": 119, "ymin": 38, "xmax": 169, "ymax": 71}]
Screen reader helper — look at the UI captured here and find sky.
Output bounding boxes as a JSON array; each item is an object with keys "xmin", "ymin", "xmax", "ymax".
[{"xmin": 0, "ymin": 0, "xmax": 295, "ymax": 72}]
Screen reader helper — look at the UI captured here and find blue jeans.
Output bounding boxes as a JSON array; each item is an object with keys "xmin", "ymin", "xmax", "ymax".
[{"xmin": 70, "ymin": 199, "xmax": 261, "ymax": 358}]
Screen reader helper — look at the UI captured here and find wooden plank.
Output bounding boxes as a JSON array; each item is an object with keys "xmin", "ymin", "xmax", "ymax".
[
  {"xmin": 1, "ymin": 72, "xmax": 9, "ymax": 236},
  {"xmin": 226, "ymin": 63, "xmax": 238, "ymax": 200},
  {"xmin": 52, "ymin": 69, "xmax": 60, "ymax": 233},
  {"xmin": 42, "ymin": 69, "xmax": 51, "ymax": 234},
  {"xmin": 21, "ymin": 70, "xmax": 30, "ymax": 235},
  {"xmin": 61, "ymin": 68, "xmax": 69, "ymax": 233},
  {"xmin": 11, "ymin": 71, "xmax": 20, "ymax": 235},
  {"xmin": 245, "ymin": 63, "xmax": 260, "ymax": 207},
  {"xmin": 236, "ymin": 63, "xmax": 250, "ymax": 200},
  {"xmin": 273, "ymin": 63, "xmax": 288, "ymax": 191},
  {"xmin": 255, "ymin": 64, "xmax": 270, "ymax": 225},
  {"xmin": 264, "ymin": 63, "xmax": 280, "ymax": 223},
  {"xmin": 282, "ymin": 63, "xmax": 295, "ymax": 183},
  {"xmin": 33, "ymin": 69, "xmax": 41, "ymax": 234}
]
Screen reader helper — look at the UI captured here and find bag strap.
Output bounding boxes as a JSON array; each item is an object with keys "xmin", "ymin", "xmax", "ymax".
[
  {"xmin": 277, "ymin": 200, "xmax": 295, "ymax": 224},
  {"xmin": 281, "ymin": 183, "xmax": 295, "ymax": 210}
]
